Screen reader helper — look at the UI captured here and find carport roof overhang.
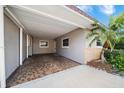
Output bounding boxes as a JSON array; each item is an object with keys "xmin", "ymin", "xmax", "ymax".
[{"xmin": 5, "ymin": 5, "xmax": 94, "ymax": 39}]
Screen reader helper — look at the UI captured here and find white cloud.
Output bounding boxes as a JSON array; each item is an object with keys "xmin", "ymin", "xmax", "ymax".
[
  {"xmin": 76, "ymin": 5, "xmax": 93, "ymax": 13},
  {"xmin": 100, "ymin": 5, "xmax": 115, "ymax": 15}
]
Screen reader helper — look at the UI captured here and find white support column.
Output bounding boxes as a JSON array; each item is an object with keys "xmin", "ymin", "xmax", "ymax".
[
  {"xmin": 19, "ymin": 28, "xmax": 23, "ymax": 65},
  {"xmin": 26, "ymin": 34, "xmax": 29, "ymax": 58},
  {"xmin": 30, "ymin": 36, "xmax": 33, "ymax": 56},
  {"xmin": 0, "ymin": 5, "xmax": 6, "ymax": 88}
]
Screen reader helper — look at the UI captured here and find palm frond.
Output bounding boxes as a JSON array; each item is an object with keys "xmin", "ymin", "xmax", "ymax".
[
  {"xmin": 87, "ymin": 13, "xmax": 124, "ymax": 49},
  {"xmin": 89, "ymin": 36, "xmax": 99, "ymax": 47}
]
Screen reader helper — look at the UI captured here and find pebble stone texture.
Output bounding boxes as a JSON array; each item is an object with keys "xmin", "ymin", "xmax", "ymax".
[{"xmin": 7, "ymin": 54, "xmax": 80, "ymax": 87}]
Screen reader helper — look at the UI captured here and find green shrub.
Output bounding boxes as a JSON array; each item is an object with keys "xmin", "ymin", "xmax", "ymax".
[
  {"xmin": 115, "ymin": 37, "xmax": 124, "ymax": 50},
  {"xmin": 104, "ymin": 50, "xmax": 124, "ymax": 71}
]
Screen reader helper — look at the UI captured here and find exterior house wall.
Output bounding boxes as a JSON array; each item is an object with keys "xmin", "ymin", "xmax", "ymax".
[
  {"xmin": 56, "ymin": 28, "xmax": 102, "ymax": 64},
  {"xmin": 32, "ymin": 37, "xmax": 56, "ymax": 54},
  {"xmin": 28, "ymin": 35, "xmax": 33, "ymax": 56},
  {"xmin": 56, "ymin": 28, "xmax": 86, "ymax": 64},
  {"xmin": 84, "ymin": 30, "xmax": 102, "ymax": 63},
  {"xmin": 84, "ymin": 48, "xmax": 102, "ymax": 63},
  {"xmin": 4, "ymin": 15, "xmax": 20, "ymax": 79}
]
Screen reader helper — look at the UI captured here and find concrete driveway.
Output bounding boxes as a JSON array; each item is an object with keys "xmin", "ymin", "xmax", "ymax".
[{"xmin": 12, "ymin": 65, "xmax": 124, "ymax": 88}]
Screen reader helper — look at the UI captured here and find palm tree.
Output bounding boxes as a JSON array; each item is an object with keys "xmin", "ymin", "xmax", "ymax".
[{"xmin": 87, "ymin": 13, "xmax": 124, "ymax": 61}]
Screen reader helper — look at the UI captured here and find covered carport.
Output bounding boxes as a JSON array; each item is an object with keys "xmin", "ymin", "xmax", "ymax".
[{"xmin": 0, "ymin": 5, "xmax": 94, "ymax": 87}]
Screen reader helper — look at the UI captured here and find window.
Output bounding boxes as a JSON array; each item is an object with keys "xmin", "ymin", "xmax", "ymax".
[
  {"xmin": 62, "ymin": 38, "xmax": 69, "ymax": 48},
  {"xmin": 39, "ymin": 40, "xmax": 49, "ymax": 48},
  {"xmin": 97, "ymin": 39, "xmax": 102, "ymax": 46}
]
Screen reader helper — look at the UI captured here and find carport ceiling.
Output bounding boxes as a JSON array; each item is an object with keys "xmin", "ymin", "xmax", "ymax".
[{"xmin": 8, "ymin": 5, "xmax": 93, "ymax": 39}]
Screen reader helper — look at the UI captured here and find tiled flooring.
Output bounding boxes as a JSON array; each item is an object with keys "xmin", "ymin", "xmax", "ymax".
[{"xmin": 7, "ymin": 54, "xmax": 80, "ymax": 87}]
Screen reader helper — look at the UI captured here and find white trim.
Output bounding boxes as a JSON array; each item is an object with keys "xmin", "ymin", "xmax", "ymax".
[
  {"xmin": 61, "ymin": 5, "xmax": 94, "ymax": 23},
  {"xmin": 62, "ymin": 37, "xmax": 70, "ymax": 48},
  {"xmin": 96, "ymin": 46, "xmax": 103, "ymax": 48},
  {"xmin": 10, "ymin": 5, "xmax": 85, "ymax": 28},
  {"xmin": 4, "ymin": 7, "xmax": 25, "ymax": 29},
  {"xmin": 39, "ymin": 40, "xmax": 49, "ymax": 48},
  {"xmin": 26, "ymin": 34, "xmax": 29, "ymax": 58},
  {"xmin": 0, "ymin": 5, "xmax": 6, "ymax": 88},
  {"xmin": 19, "ymin": 28, "xmax": 23, "ymax": 65}
]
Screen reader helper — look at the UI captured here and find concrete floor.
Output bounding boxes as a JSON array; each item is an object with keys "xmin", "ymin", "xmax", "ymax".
[
  {"xmin": 12, "ymin": 65, "xmax": 124, "ymax": 88},
  {"xmin": 7, "ymin": 54, "xmax": 80, "ymax": 87}
]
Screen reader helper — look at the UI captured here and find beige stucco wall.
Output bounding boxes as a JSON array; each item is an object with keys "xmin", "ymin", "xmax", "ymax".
[
  {"xmin": 56, "ymin": 28, "xmax": 86, "ymax": 64},
  {"xmin": 56, "ymin": 28, "xmax": 102, "ymax": 64},
  {"xmin": 84, "ymin": 30, "xmax": 102, "ymax": 63},
  {"xmin": 4, "ymin": 15, "xmax": 20, "ymax": 79},
  {"xmin": 84, "ymin": 48, "xmax": 102, "ymax": 64},
  {"xmin": 32, "ymin": 37, "xmax": 56, "ymax": 54}
]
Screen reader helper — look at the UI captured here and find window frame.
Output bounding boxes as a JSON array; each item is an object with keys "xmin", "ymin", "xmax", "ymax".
[
  {"xmin": 62, "ymin": 37, "xmax": 69, "ymax": 48},
  {"xmin": 96, "ymin": 39, "xmax": 103, "ymax": 48},
  {"xmin": 39, "ymin": 40, "xmax": 49, "ymax": 48}
]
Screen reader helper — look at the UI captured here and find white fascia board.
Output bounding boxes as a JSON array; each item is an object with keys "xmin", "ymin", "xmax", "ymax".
[
  {"xmin": 61, "ymin": 5, "xmax": 94, "ymax": 23},
  {"xmin": 4, "ymin": 7, "xmax": 25, "ymax": 29},
  {"xmin": 10, "ymin": 5, "xmax": 86, "ymax": 28}
]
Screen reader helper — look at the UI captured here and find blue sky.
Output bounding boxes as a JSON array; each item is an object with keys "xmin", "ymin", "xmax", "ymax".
[{"xmin": 76, "ymin": 5, "xmax": 124, "ymax": 25}]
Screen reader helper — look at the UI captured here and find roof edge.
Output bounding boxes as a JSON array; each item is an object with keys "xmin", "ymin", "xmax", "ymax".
[{"xmin": 65, "ymin": 5, "xmax": 95, "ymax": 22}]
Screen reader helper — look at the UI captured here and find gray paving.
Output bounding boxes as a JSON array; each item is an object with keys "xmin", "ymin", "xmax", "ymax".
[{"xmin": 12, "ymin": 65, "xmax": 124, "ymax": 88}]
